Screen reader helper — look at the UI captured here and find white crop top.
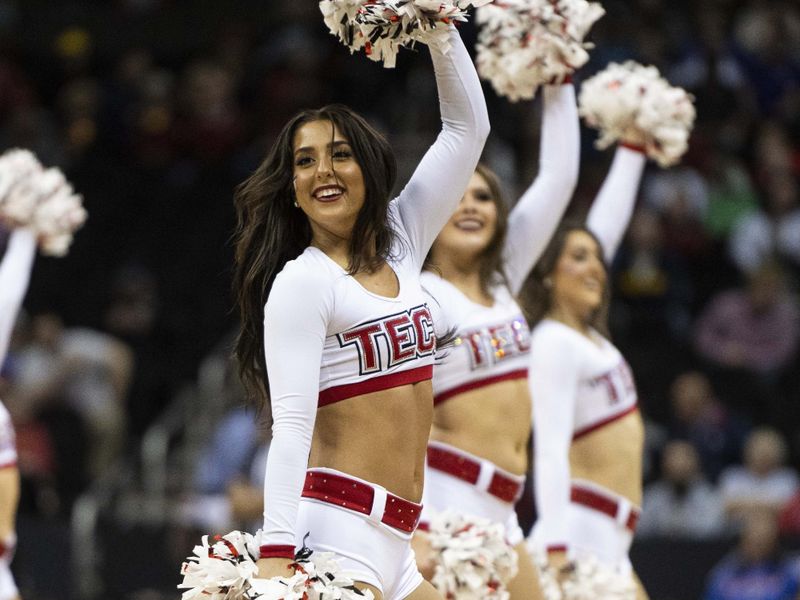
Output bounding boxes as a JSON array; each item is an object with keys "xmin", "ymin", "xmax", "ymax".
[
  {"xmin": 279, "ymin": 229, "xmax": 437, "ymax": 409},
  {"xmin": 528, "ymin": 318, "xmax": 639, "ymax": 549},
  {"xmin": 423, "ymin": 273, "xmax": 530, "ymax": 404},
  {"xmin": 0, "ymin": 229, "xmax": 36, "ymax": 369},
  {"xmin": 259, "ymin": 26, "xmax": 490, "ymax": 554}
]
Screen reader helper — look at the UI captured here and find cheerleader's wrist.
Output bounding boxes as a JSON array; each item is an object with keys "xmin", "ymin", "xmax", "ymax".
[
  {"xmin": 259, "ymin": 544, "xmax": 295, "ymax": 559},
  {"xmin": 619, "ymin": 141, "xmax": 646, "ymax": 153}
]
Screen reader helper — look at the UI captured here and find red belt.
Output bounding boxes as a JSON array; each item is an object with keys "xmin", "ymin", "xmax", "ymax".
[
  {"xmin": 570, "ymin": 484, "xmax": 640, "ymax": 531},
  {"xmin": 302, "ymin": 470, "xmax": 422, "ymax": 533},
  {"xmin": 427, "ymin": 444, "xmax": 524, "ymax": 504}
]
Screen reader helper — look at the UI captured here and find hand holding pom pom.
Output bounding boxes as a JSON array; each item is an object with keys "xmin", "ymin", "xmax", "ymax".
[
  {"xmin": 428, "ymin": 511, "xmax": 518, "ymax": 600},
  {"xmin": 578, "ymin": 61, "xmax": 696, "ymax": 167},
  {"xmin": 178, "ymin": 531, "xmax": 374, "ymax": 600},
  {"xmin": 319, "ymin": 0, "xmax": 491, "ymax": 68},
  {"xmin": 476, "ymin": 0, "xmax": 605, "ymax": 101},
  {"xmin": 0, "ymin": 149, "xmax": 87, "ymax": 257}
]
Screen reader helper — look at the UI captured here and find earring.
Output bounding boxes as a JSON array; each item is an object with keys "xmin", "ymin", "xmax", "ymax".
[
  {"xmin": 293, "ymin": 200, "xmax": 299, "ymax": 208},
  {"xmin": 543, "ymin": 277, "xmax": 552, "ymax": 288}
]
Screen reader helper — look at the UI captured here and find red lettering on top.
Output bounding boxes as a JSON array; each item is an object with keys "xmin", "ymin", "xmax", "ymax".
[
  {"xmin": 412, "ymin": 307, "xmax": 435, "ymax": 354},
  {"xmin": 339, "ymin": 323, "xmax": 383, "ymax": 373},
  {"xmin": 385, "ymin": 315, "xmax": 416, "ymax": 364}
]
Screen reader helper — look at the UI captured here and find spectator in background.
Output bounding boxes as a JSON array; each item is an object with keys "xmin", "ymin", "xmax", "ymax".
[
  {"xmin": 694, "ymin": 262, "xmax": 800, "ymax": 378},
  {"xmin": 638, "ymin": 440, "xmax": 726, "ymax": 539},
  {"xmin": 668, "ymin": 370, "xmax": 750, "ymax": 482},
  {"xmin": 719, "ymin": 427, "xmax": 799, "ymax": 525},
  {"xmin": 704, "ymin": 511, "xmax": 799, "ymax": 600},
  {"xmin": 612, "ymin": 207, "xmax": 692, "ymax": 338},
  {"xmin": 728, "ymin": 170, "xmax": 800, "ymax": 275}
]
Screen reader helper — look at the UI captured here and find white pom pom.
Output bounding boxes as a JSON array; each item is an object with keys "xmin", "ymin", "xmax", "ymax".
[
  {"xmin": 178, "ymin": 531, "xmax": 374, "ymax": 600},
  {"xmin": 0, "ymin": 149, "xmax": 44, "ymax": 225},
  {"xmin": 531, "ymin": 550, "xmax": 637, "ymax": 600},
  {"xmin": 578, "ymin": 61, "xmax": 696, "ymax": 167},
  {"xmin": 428, "ymin": 511, "xmax": 518, "ymax": 600},
  {"xmin": 0, "ymin": 150, "xmax": 87, "ymax": 256},
  {"xmin": 319, "ymin": 0, "xmax": 491, "ymax": 68},
  {"xmin": 476, "ymin": 0, "xmax": 605, "ymax": 101}
]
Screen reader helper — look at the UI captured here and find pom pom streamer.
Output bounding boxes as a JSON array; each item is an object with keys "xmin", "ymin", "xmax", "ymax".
[
  {"xmin": 319, "ymin": 0, "xmax": 492, "ymax": 68},
  {"xmin": 0, "ymin": 148, "xmax": 87, "ymax": 256},
  {"xmin": 428, "ymin": 511, "xmax": 518, "ymax": 600},
  {"xmin": 531, "ymin": 550, "xmax": 636, "ymax": 600},
  {"xmin": 476, "ymin": 0, "xmax": 605, "ymax": 101},
  {"xmin": 178, "ymin": 530, "xmax": 374, "ymax": 600},
  {"xmin": 578, "ymin": 61, "xmax": 696, "ymax": 167}
]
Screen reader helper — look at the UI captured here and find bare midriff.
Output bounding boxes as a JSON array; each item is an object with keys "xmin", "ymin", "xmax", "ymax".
[
  {"xmin": 308, "ymin": 379, "xmax": 433, "ymax": 503},
  {"xmin": 430, "ymin": 377, "xmax": 531, "ymax": 476},
  {"xmin": 569, "ymin": 410, "xmax": 644, "ymax": 506}
]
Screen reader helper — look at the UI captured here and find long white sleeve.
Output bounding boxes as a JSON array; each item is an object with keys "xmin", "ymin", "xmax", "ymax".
[
  {"xmin": 529, "ymin": 323, "xmax": 583, "ymax": 551},
  {"xmin": 0, "ymin": 229, "xmax": 36, "ymax": 368},
  {"xmin": 260, "ymin": 264, "xmax": 330, "ymax": 554},
  {"xmin": 504, "ymin": 84, "xmax": 580, "ymax": 296},
  {"xmin": 586, "ymin": 146, "xmax": 647, "ymax": 263},
  {"xmin": 394, "ymin": 27, "xmax": 490, "ymax": 269}
]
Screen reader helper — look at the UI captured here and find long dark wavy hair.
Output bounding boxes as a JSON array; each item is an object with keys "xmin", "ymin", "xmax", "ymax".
[
  {"xmin": 519, "ymin": 221, "xmax": 611, "ymax": 337},
  {"xmin": 423, "ymin": 163, "xmax": 510, "ymax": 295},
  {"xmin": 232, "ymin": 104, "xmax": 398, "ymax": 409}
]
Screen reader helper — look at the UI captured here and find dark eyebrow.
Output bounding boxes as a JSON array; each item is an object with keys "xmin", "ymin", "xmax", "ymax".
[{"xmin": 294, "ymin": 140, "xmax": 351, "ymax": 156}]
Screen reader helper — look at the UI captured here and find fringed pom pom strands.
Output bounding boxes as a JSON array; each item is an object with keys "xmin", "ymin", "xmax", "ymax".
[
  {"xmin": 0, "ymin": 149, "xmax": 87, "ymax": 257},
  {"xmin": 319, "ymin": 0, "xmax": 492, "ymax": 68},
  {"xmin": 428, "ymin": 511, "xmax": 519, "ymax": 600},
  {"xmin": 476, "ymin": 0, "xmax": 605, "ymax": 101},
  {"xmin": 179, "ymin": 531, "xmax": 374, "ymax": 600},
  {"xmin": 578, "ymin": 61, "xmax": 696, "ymax": 167},
  {"xmin": 532, "ymin": 551, "xmax": 637, "ymax": 600}
]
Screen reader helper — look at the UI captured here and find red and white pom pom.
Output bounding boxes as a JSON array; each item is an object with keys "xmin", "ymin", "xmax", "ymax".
[
  {"xmin": 0, "ymin": 149, "xmax": 87, "ymax": 256},
  {"xmin": 178, "ymin": 531, "xmax": 374, "ymax": 600},
  {"xmin": 319, "ymin": 0, "xmax": 491, "ymax": 68},
  {"xmin": 476, "ymin": 0, "xmax": 605, "ymax": 101},
  {"xmin": 428, "ymin": 511, "xmax": 518, "ymax": 600},
  {"xmin": 578, "ymin": 61, "xmax": 696, "ymax": 167},
  {"xmin": 0, "ymin": 149, "xmax": 44, "ymax": 225},
  {"xmin": 532, "ymin": 551, "xmax": 636, "ymax": 600}
]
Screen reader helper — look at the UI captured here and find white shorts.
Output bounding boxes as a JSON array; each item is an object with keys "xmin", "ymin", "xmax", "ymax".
[
  {"xmin": 420, "ymin": 446, "xmax": 525, "ymax": 546},
  {"xmin": 0, "ymin": 551, "xmax": 17, "ymax": 600},
  {"xmin": 529, "ymin": 487, "xmax": 634, "ymax": 573},
  {"xmin": 295, "ymin": 468, "xmax": 424, "ymax": 600}
]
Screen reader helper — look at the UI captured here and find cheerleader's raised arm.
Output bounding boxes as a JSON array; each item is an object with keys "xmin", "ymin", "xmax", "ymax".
[
  {"xmin": 503, "ymin": 82, "xmax": 580, "ymax": 296},
  {"xmin": 0, "ymin": 229, "xmax": 36, "ymax": 367},
  {"xmin": 394, "ymin": 26, "xmax": 490, "ymax": 268},
  {"xmin": 586, "ymin": 145, "xmax": 646, "ymax": 263}
]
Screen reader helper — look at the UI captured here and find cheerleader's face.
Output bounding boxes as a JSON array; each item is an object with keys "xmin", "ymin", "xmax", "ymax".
[
  {"xmin": 551, "ymin": 230, "xmax": 606, "ymax": 319},
  {"xmin": 435, "ymin": 172, "xmax": 498, "ymax": 258},
  {"xmin": 292, "ymin": 120, "xmax": 366, "ymax": 240}
]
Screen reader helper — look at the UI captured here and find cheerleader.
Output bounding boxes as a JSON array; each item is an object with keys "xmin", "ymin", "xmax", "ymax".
[
  {"xmin": 417, "ymin": 78, "xmax": 580, "ymax": 599},
  {"xmin": 231, "ymin": 24, "xmax": 489, "ymax": 600},
  {"xmin": 0, "ymin": 227, "xmax": 37, "ymax": 600}
]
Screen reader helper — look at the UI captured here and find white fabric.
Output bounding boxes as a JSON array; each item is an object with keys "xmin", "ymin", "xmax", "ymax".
[
  {"xmin": 586, "ymin": 146, "xmax": 647, "ymax": 263},
  {"xmin": 420, "ymin": 444, "xmax": 525, "ymax": 545},
  {"xmin": 0, "ymin": 228, "xmax": 36, "ymax": 368},
  {"xmin": 0, "ymin": 403, "xmax": 16, "ymax": 469},
  {"xmin": 528, "ymin": 319, "xmax": 638, "ymax": 550},
  {"xmin": 295, "ymin": 473, "xmax": 423, "ymax": 599},
  {"xmin": 719, "ymin": 466, "xmax": 799, "ymax": 507},
  {"xmin": 503, "ymin": 83, "xmax": 580, "ymax": 295},
  {"xmin": 261, "ymin": 27, "xmax": 489, "ymax": 549},
  {"xmin": 424, "ymin": 275, "xmax": 530, "ymax": 402},
  {"xmin": 0, "ymin": 559, "xmax": 16, "ymax": 600},
  {"xmin": 529, "ymin": 500, "xmax": 634, "ymax": 573}
]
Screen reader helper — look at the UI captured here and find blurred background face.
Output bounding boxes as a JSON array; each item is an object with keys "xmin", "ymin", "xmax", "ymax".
[
  {"xmin": 433, "ymin": 171, "xmax": 498, "ymax": 263},
  {"xmin": 740, "ymin": 512, "xmax": 779, "ymax": 563},
  {"xmin": 671, "ymin": 371, "xmax": 713, "ymax": 423},
  {"xmin": 662, "ymin": 440, "xmax": 700, "ymax": 485},
  {"xmin": 550, "ymin": 230, "xmax": 606, "ymax": 322},
  {"xmin": 744, "ymin": 428, "xmax": 786, "ymax": 476}
]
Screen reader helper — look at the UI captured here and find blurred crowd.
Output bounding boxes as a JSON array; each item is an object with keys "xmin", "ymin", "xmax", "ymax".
[{"xmin": 0, "ymin": 0, "xmax": 799, "ymax": 597}]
